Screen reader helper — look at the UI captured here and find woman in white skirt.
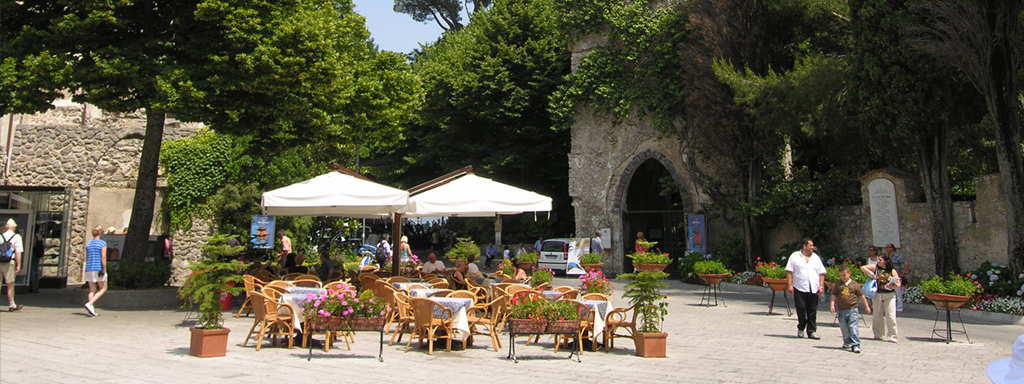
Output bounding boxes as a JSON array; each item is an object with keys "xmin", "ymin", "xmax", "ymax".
[{"xmin": 83, "ymin": 226, "xmax": 108, "ymax": 317}]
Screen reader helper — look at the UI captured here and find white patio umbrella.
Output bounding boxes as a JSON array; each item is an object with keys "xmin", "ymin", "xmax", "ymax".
[
  {"xmin": 401, "ymin": 173, "xmax": 552, "ymax": 217},
  {"xmin": 261, "ymin": 171, "xmax": 409, "ymax": 217}
]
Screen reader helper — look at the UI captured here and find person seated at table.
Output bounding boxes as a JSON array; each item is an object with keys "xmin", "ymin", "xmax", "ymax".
[
  {"xmin": 465, "ymin": 255, "xmax": 486, "ymax": 284},
  {"xmin": 359, "ymin": 250, "xmax": 377, "ymax": 271},
  {"xmin": 450, "ymin": 260, "xmax": 472, "ymax": 289},
  {"xmin": 421, "ymin": 251, "xmax": 447, "ymax": 274},
  {"xmin": 513, "ymin": 265, "xmax": 528, "ymax": 282}
]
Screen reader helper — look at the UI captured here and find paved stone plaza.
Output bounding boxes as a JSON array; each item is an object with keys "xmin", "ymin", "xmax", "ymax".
[{"xmin": 1, "ymin": 278, "xmax": 1017, "ymax": 384}]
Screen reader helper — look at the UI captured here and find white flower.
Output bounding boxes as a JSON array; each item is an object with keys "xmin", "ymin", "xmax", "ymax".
[{"xmin": 990, "ymin": 275, "xmax": 999, "ymax": 281}]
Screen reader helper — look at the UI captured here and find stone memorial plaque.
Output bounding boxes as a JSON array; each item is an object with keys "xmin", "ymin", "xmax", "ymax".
[{"xmin": 868, "ymin": 178, "xmax": 900, "ymax": 247}]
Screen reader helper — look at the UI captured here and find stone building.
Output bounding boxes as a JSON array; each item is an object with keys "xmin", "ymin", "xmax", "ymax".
[{"xmin": 0, "ymin": 96, "xmax": 208, "ymax": 288}]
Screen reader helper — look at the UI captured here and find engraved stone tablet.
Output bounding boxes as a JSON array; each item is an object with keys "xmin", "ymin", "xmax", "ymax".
[{"xmin": 868, "ymin": 178, "xmax": 900, "ymax": 247}]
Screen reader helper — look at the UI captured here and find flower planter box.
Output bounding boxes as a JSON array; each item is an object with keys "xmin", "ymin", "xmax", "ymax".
[
  {"xmin": 545, "ymin": 320, "xmax": 581, "ymax": 335},
  {"xmin": 924, "ymin": 292, "xmax": 971, "ymax": 310},
  {"xmin": 761, "ymin": 277, "xmax": 788, "ymax": 291},
  {"xmin": 582, "ymin": 263, "xmax": 604, "ymax": 272},
  {"xmin": 309, "ymin": 317, "xmax": 344, "ymax": 332},
  {"xmin": 189, "ymin": 327, "xmax": 230, "ymax": 358},
  {"xmin": 517, "ymin": 262, "xmax": 536, "ymax": 270},
  {"xmin": 698, "ymin": 273, "xmax": 730, "ymax": 285},
  {"xmin": 634, "ymin": 264, "xmax": 667, "ymax": 272},
  {"xmin": 635, "ymin": 332, "xmax": 667, "ymax": 358},
  {"xmin": 508, "ymin": 318, "xmax": 547, "ymax": 334},
  {"xmin": 745, "ymin": 275, "xmax": 763, "ymax": 286},
  {"xmin": 348, "ymin": 317, "xmax": 387, "ymax": 331}
]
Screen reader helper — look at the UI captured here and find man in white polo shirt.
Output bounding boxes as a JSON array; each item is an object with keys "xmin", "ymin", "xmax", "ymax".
[
  {"xmin": 786, "ymin": 239, "xmax": 826, "ymax": 339},
  {"xmin": 420, "ymin": 251, "xmax": 447, "ymax": 274}
]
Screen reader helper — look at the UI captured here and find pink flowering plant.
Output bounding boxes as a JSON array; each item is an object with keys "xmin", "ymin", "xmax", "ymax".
[
  {"xmin": 401, "ymin": 253, "xmax": 421, "ymax": 276},
  {"xmin": 579, "ymin": 270, "xmax": 612, "ymax": 295},
  {"xmin": 302, "ymin": 285, "xmax": 387, "ymax": 323}
]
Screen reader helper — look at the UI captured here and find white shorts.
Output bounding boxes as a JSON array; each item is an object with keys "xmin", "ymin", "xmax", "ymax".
[{"xmin": 83, "ymin": 271, "xmax": 107, "ymax": 283}]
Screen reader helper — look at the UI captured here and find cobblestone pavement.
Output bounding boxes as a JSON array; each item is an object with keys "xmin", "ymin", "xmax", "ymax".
[{"xmin": 1, "ymin": 278, "xmax": 1018, "ymax": 384}]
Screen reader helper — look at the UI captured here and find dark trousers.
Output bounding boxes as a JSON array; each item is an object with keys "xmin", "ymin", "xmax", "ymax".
[{"xmin": 793, "ymin": 290, "xmax": 819, "ymax": 333}]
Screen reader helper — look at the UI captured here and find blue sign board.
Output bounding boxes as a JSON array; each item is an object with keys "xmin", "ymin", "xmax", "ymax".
[
  {"xmin": 251, "ymin": 215, "xmax": 276, "ymax": 249},
  {"xmin": 686, "ymin": 215, "xmax": 706, "ymax": 254}
]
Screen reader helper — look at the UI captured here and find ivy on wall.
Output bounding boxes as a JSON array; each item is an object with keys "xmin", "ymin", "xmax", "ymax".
[
  {"xmin": 160, "ymin": 129, "xmax": 244, "ymax": 231},
  {"xmin": 549, "ymin": 0, "xmax": 689, "ymax": 133}
]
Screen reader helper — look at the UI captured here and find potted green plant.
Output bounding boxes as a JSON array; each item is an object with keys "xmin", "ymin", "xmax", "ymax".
[
  {"xmin": 531, "ymin": 268, "xmax": 553, "ymax": 288},
  {"xmin": 693, "ymin": 260, "xmax": 732, "ymax": 285},
  {"xmin": 178, "ymin": 235, "xmax": 245, "ymax": 358},
  {"xmin": 621, "ymin": 270, "xmax": 669, "ymax": 357},
  {"xmin": 628, "ymin": 252, "xmax": 672, "ymax": 272},
  {"xmin": 542, "ymin": 300, "xmax": 581, "ymax": 334},
  {"xmin": 499, "ymin": 258, "xmax": 516, "ymax": 277},
  {"xmin": 920, "ymin": 275, "xmax": 980, "ymax": 310},
  {"xmin": 515, "ymin": 252, "xmax": 539, "ymax": 270},
  {"xmin": 445, "ymin": 237, "xmax": 480, "ymax": 263},
  {"xmin": 507, "ymin": 293, "xmax": 547, "ymax": 333},
  {"xmin": 580, "ymin": 252, "xmax": 603, "ymax": 272},
  {"xmin": 755, "ymin": 261, "xmax": 788, "ymax": 291}
]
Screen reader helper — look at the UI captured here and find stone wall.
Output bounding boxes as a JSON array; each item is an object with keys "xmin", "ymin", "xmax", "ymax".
[
  {"xmin": 764, "ymin": 170, "xmax": 1009, "ymax": 282},
  {"xmin": 1, "ymin": 98, "xmax": 206, "ymax": 285}
]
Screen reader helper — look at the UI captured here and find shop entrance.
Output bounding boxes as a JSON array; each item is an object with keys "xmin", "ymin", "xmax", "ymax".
[
  {"xmin": 0, "ymin": 189, "xmax": 70, "ymax": 289},
  {"xmin": 621, "ymin": 159, "xmax": 687, "ymax": 274}
]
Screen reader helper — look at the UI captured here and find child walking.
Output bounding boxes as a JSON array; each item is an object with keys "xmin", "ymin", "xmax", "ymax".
[{"xmin": 830, "ymin": 265, "xmax": 871, "ymax": 353}]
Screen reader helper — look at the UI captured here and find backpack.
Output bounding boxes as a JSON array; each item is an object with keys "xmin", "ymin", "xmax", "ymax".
[
  {"xmin": 0, "ymin": 233, "xmax": 14, "ymax": 263},
  {"xmin": 374, "ymin": 242, "xmax": 389, "ymax": 265}
]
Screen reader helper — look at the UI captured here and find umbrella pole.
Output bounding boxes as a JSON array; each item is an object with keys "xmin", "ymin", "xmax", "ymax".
[{"xmin": 391, "ymin": 213, "xmax": 402, "ymax": 276}]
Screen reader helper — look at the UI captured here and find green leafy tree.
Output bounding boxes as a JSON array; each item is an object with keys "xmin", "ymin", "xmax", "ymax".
[
  {"xmin": 394, "ymin": 0, "xmax": 492, "ymax": 31},
  {"xmin": 381, "ymin": 0, "xmax": 572, "ymax": 238},
  {"xmin": 4, "ymin": 0, "xmax": 421, "ymax": 263},
  {"xmin": 906, "ymin": 0, "xmax": 1024, "ymax": 275}
]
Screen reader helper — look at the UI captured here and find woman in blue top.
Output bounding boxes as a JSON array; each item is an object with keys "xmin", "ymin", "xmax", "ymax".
[{"xmin": 83, "ymin": 226, "xmax": 108, "ymax": 317}]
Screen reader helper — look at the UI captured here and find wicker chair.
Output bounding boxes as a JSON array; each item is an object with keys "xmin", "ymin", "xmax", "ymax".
[
  {"xmin": 558, "ymin": 289, "xmax": 580, "ymax": 300},
  {"xmin": 281, "ymin": 273, "xmax": 303, "ymax": 281},
  {"xmin": 388, "ymin": 276, "xmax": 412, "ymax": 283},
  {"xmin": 245, "ymin": 291, "xmax": 296, "ymax": 350},
  {"xmin": 532, "ymin": 282, "xmax": 550, "ymax": 291},
  {"xmin": 420, "ymin": 273, "xmax": 438, "ymax": 280},
  {"xmin": 427, "ymin": 289, "xmax": 453, "ymax": 297},
  {"xmin": 445, "ymin": 290, "xmax": 478, "ymax": 306},
  {"xmin": 406, "ymin": 283, "xmax": 429, "ymax": 290},
  {"xmin": 581, "ymin": 293, "xmax": 610, "ymax": 302},
  {"xmin": 408, "ymin": 298, "xmax": 455, "ymax": 354},
  {"xmin": 553, "ymin": 300, "xmax": 593, "ymax": 353},
  {"xmin": 389, "ymin": 292, "xmax": 416, "ymax": 345},
  {"xmin": 235, "ymin": 275, "xmax": 263, "ymax": 318},
  {"xmin": 603, "ymin": 305, "xmax": 639, "ymax": 352},
  {"xmin": 505, "ymin": 285, "xmax": 531, "ymax": 298},
  {"xmin": 468, "ymin": 297, "xmax": 505, "ymax": 351},
  {"xmin": 292, "ymin": 279, "xmax": 322, "ymax": 288},
  {"xmin": 553, "ymin": 286, "xmax": 575, "ymax": 293},
  {"xmin": 261, "ymin": 285, "xmax": 288, "ymax": 300},
  {"xmin": 357, "ymin": 273, "xmax": 380, "ymax": 290},
  {"xmin": 430, "ymin": 280, "xmax": 450, "ymax": 289},
  {"xmin": 295, "ymin": 274, "xmax": 320, "ymax": 281},
  {"xmin": 323, "ymin": 280, "xmax": 351, "ymax": 292}
]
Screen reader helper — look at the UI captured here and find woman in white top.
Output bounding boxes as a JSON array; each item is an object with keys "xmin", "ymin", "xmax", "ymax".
[{"xmin": 866, "ymin": 246, "xmax": 879, "ymax": 266}]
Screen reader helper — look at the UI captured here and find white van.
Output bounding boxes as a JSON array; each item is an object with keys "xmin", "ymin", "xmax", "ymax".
[{"xmin": 537, "ymin": 238, "xmax": 589, "ymax": 275}]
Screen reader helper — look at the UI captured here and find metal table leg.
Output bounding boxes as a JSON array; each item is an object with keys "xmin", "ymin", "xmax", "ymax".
[{"xmin": 378, "ymin": 329, "xmax": 385, "ymax": 362}]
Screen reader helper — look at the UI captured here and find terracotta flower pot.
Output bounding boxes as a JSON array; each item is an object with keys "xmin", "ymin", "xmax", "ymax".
[
  {"xmin": 508, "ymin": 318, "xmax": 546, "ymax": 334},
  {"xmin": 546, "ymin": 320, "xmax": 581, "ymax": 335},
  {"xmin": 582, "ymin": 263, "xmax": 604, "ymax": 272},
  {"xmin": 745, "ymin": 275, "xmax": 763, "ymax": 286},
  {"xmin": 309, "ymin": 316, "xmax": 344, "ymax": 332},
  {"xmin": 697, "ymin": 273, "xmax": 730, "ymax": 285},
  {"xmin": 635, "ymin": 332, "xmax": 667, "ymax": 358},
  {"xmin": 924, "ymin": 292, "xmax": 971, "ymax": 310},
  {"xmin": 634, "ymin": 264, "xmax": 667, "ymax": 272},
  {"xmin": 517, "ymin": 262, "xmax": 536, "ymax": 271},
  {"xmin": 761, "ymin": 277, "xmax": 788, "ymax": 291},
  {"xmin": 189, "ymin": 327, "xmax": 230, "ymax": 358}
]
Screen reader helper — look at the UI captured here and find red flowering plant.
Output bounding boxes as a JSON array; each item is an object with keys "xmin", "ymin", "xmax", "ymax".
[
  {"xmin": 579, "ymin": 270, "xmax": 612, "ymax": 295},
  {"xmin": 755, "ymin": 258, "xmax": 786, "ymax": 279},
  {"xmin": 507, "ymin": 293, "xmax": 579, "ymax": 321}
]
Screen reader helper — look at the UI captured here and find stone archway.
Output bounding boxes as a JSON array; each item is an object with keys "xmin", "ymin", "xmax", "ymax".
[{"xmin": 611, "ymin": 150, "xmax": 692, "ymax": 273}]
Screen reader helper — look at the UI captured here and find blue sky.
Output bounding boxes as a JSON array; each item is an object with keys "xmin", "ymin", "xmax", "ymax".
[{"xmin": 353, "ymin": 0, "xmax": 446, "ymax": 54}]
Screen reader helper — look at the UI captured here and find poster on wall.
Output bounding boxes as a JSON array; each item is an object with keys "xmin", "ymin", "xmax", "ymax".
[
  {"xmin": 250, "ymin": 215, "xmax": 275, "ymax": 249},
  {"xmin": 100, "ymin": 234, "xmax": 126, "ymax": 262},
  {"xmin": 686, "ymin": 215, "xmax": 706, "ymax": 254}
]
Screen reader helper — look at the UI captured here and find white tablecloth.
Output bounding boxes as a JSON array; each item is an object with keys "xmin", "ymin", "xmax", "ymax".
[
  {"xmin": 280, "ymin": 288, "xmax": 327, "ymax": 332},
  {"xmin": 427, "ymin": 297, "xmax": 472, "ymax": 339},
  {"xmin": 409, "ymin": 288, "xmax": 443, "ymax": 298},
  {"xmin": 579, "ymin": 299, "xmax": 610, "ymax": 342}
]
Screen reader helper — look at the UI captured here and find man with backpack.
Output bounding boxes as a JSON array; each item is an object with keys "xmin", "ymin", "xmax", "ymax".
[{"xmin": 0, "ymin": 218, "xmax": 24, "ymax": 311}]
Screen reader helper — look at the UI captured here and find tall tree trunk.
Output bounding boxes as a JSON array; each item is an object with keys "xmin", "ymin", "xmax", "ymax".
[
  {"xmin": 917, "ymin": 126, "xmax": 958, "ymax": 276},
  {"xmin": 123, "ymin": 108, "xmax": 165, "ymax": 261},
  {"xmin": 743, "ymin": 157, "xmax": 763, "ymax": 270},
  {"xmin": 984, "ymin": 1, "xmax": 1024, "ymax": 275}
]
